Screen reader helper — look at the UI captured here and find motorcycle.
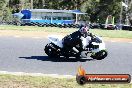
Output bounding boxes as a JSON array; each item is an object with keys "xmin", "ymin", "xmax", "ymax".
[{"xmin": 44, "ymin": 34, "xmax": 108, "ymax": 60}]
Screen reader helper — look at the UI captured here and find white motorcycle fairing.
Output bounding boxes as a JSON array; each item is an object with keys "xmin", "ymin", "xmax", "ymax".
[
  {"xmin": 48, "ymin": 35, "xmax": 63, "ymax": 48},
  {"xmin": 91, "ymin": 36, "xmax": 106, "ymax": 53},
  {"xmin": 81, "ymin": 36, "xmax": 106, "ymax": 58}
]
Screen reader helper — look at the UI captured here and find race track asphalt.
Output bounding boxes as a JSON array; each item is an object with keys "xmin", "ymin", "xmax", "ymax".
[{"xmin": 0, "ymin": 36, "xmax": 132, "ymax": 76}]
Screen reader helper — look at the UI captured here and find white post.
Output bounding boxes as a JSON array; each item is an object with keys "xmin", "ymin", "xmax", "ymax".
[
  {"xmin": 105, "ymin": 16, "xmax": 108, "ymax": 28},
  {"xmin": 51, "ymin": 12, "xmax": 53, "ymax": 23},
  {"xmin": 75, "ymin": 14, "xmax": 78, "ymax": 24},
  {"xmin": 31, "ymin": 0, "xmax": 33, "ymax": 9},
  {"xmin": 119, "ymin": 2, "xmax": 123, "ymax": 30}
]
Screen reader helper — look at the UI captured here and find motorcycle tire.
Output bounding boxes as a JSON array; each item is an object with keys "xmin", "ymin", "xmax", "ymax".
[
  {"xmin": 44, "ymin": 43, "xmax": 60, "ymax": 58},
  {"xmin": 91, "ymin": 50, "xmax": 108, "ymax": 60}
]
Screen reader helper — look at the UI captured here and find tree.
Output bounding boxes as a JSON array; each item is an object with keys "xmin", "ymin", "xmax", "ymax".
[
  {"xmin": 9, "ymin": 0, "xmax": 20, "ymax": 8},
  {"xmin": 0, "ymin": 0, "xmax": 10, "ymax": 21},
  {"xmin": 1, "ymin": 0, "xmax": 130, "ymax": 24},
  {"xmin": 80, "ymin": 0, "xmax": 122, "ymax": 23},
  {"xmin": 33, "ymin": 0, "xmax": 43, "ymax": 9},
  {"xmin": 0, "ymin": 0, "xmax": 6, "ymax": 10},
  {"xmin": 128, "ymin": 0, "xmax": 132, "ymax": 25}
]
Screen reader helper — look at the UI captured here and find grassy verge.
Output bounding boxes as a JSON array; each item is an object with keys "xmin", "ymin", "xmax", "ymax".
[
  {"xmin": 90, "ymin": 29, "xmax": 132, "ymax": 39},
  {"xmin": 0, "ymin": 74, "xmax": 131, "ymax": 88},
  {"xmin": 0, "ymin": 25, "xmax": 77, "ymax": 33},
  {"xmin": 0, "ymin": 25, "xmax": 132, "ymax": 39}
]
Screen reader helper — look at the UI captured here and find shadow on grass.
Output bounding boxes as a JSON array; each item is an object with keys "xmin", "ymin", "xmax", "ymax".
[{"xmin": 19, "ymin": 56, "xmax": 95, "ymax": 62}]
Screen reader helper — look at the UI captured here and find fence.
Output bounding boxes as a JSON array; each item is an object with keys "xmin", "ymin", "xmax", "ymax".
[{"xmin": 0, "ymin": 14, "xmax": 132, "ymax": 30}]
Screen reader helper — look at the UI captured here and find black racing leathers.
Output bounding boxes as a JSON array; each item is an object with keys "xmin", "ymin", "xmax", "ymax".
[{"xmin": 63, "ymin": 31, "xmax": 86, "ymax": 54}]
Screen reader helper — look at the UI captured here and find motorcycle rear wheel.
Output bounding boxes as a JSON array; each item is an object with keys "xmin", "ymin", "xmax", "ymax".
[{"xmin": 44, "ymin": 43, "xmax": 60, "ymax": 58}]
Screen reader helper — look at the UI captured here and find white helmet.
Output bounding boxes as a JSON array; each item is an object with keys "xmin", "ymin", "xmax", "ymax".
[{"xmin": 79, "ymin": 24, "xmax": 89, "ymax": 33}]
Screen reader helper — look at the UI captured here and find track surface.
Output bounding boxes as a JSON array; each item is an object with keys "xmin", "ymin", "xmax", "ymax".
[{"xmin": 0, "ymin": 36, "xmax": 132, "ymax": 76}]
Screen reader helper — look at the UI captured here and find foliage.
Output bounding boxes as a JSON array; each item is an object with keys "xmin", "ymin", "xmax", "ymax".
[
  {"xmin": 2, "ymin": 7, "xmax": 13, "ymax": 22},
  {"xmin": 0, "ymin": 0, "xmax": 12, "ymax": 22},
  {"xmin": 1, "ymin": 0, "xmax": 132, "ymax": 25},
  {"xmin": 0, "ymin": 0, "xmax": 6, "ymax": 9}
]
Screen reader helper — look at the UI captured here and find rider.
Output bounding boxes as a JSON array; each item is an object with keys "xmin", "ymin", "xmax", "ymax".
[{"xmin": 63, "ymin": 24, "xmax": 93, "ymax": 56}]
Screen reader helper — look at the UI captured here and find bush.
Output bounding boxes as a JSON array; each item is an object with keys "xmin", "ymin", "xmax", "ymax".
[{"xmin": 1, "ymin": 7, "xmax": 13, "ymax": 23}]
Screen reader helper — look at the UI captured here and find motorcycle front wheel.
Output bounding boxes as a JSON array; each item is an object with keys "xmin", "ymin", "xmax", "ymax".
[{"xmin": 91, "ymin": 50, "xmax": 108, "ymax": 60}]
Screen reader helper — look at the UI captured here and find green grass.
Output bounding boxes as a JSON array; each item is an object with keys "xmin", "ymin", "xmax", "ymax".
[
  {"xmin": 0, "ymin": 74, "xmax": 131, "ymax": 88},
  {"xmin": 0, "ymin": 25, "xmax": 132, "ymax": 39},
  {"xmin": 90, "ymin": 29, "xmax": 132, "ymax": 39}
]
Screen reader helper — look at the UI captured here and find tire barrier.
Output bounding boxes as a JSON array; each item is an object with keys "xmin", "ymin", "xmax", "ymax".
[
  {"xmin": 0, "ymin": 22, "xmax": 131, "ymax": 30},
  {"xmin": 122, "ymin": 25, "xmax": 132, "ymax": 31},
  {"xmin": 16, "ymin": 22, "xmax": 81, "ymax": 28}
]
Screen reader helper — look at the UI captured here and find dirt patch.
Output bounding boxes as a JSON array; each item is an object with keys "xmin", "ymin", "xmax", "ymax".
[
  {"xmin": 0, "ymin": 30, "xmax": 132, "ymax": 42},
  {"xmin": 104, "ymin": 37, "xmax": 132, "ymax": 42},
  {"xmin": 0, "ymin": 30, "xmax": 67, "ymax": 38}
]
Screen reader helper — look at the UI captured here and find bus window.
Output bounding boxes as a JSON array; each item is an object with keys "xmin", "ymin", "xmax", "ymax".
[
  {"xmin": 58, "ymin": 17, "xmax": 62, "ymax": 20},
  {"xmin": 47, "ymin": 17, "xmax": 51, "ymax": 20},
  {"xmin": 42, "ymin": 16, "xmax": 45, "ymax": 19},
  {"xmin": 63, "ymin": 17, "xmax": 67, "ymax": 20},
  {"xmin": 53, "ymin": 17, "xmax": 58, "ymax": 20},
  {"xmin": 68, "ymin": 17, "xmax": 71, "ymax": 20}
]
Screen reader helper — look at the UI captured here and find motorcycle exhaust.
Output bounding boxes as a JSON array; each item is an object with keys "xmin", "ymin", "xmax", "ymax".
[{"xmin": 73, "ymin": 47, "xmax": 79, "ymax": 53}]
